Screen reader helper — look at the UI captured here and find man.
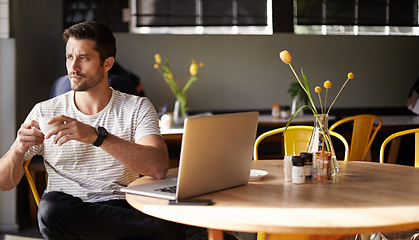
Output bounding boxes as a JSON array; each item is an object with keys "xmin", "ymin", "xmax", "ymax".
[{"xmin": 0, "ymin": 21, "xmax": 186, "ymax": 240}]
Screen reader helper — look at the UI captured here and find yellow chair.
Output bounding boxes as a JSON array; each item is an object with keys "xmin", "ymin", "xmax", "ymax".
[
  {"xmin": 329, "ymin": 114, "xmax": 383, "ymax": 161},
  {"xmin": 254, "ymin": 125, "xmax": 348, "ymax": 240},
  {"xmin": 24, "ymin": 158, "xmax": 41, "ymax": 206},
  {"xmin": 379, "ymin": 128, "xmax": 419, "ymax": 167},
  {"xmin": 254, "ymin": 125, "xmax": 349, "ymax": 161}
]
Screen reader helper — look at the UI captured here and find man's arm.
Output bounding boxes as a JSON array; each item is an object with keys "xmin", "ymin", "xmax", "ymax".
[
  {"xmin": 0, "ymin": 121, "xmax": 45, "ymax": 191},
  {"xmin": 45, "ymin": 115, "xmax": 169, "ymax": 179},
  {"xmin": 101, "ymin": 134, "xmax": 169, "ymax": 179}
]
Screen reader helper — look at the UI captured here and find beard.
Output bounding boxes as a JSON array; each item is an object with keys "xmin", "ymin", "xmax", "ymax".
[{"xmin": 69, "ymin": 66, "xmax": 105, "ymax": 91}]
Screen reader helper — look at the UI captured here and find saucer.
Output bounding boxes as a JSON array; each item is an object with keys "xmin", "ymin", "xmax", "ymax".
[{"xmin": 249, "ymin": 169, "xmax": 268, "ymax": 181}]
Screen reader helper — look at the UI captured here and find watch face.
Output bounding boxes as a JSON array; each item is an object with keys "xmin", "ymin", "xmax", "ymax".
[
  {"xmin": 98, "ymin": 127, "xmax": 106, "ymax": 136},
  {"xmin": 93, "ymin": 126, "xmax": 108, "ymax": 147},
  {"xmin": 97, "ymin": 126, "xmax": 107, "ymax": 136}
]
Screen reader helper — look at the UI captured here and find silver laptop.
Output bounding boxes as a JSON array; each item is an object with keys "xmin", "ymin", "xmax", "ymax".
[{"xmin": 121, "ymin": 111, "xmax": 259, "ymax": 200}]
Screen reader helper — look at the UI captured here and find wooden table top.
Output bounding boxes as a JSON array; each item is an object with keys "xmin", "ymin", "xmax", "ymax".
[{"xmin": 125, "ymin": 160, "xmax": 419, "ymax": 236}]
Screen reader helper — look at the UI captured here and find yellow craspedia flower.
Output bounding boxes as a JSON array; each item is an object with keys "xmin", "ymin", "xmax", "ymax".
[
  {"xmin": 199, "ymin": 62, "xmax": 204, "ymax": 67},
  {"xmin": 347, "ymin": 72, "xmax": 354, "ymax": 79},
  {"xmin": 324, "ymin": 80, "xmax": 332, "ymax": 89},
  {"xmin": 190, "ymin": 62, "xmax": 198, "ymax": 76},
  {"xmin": 153, "ymin": 63, "xmax": 159, "ymax": 69},
  {"xmin": 315, "ymin": 86, "xmax": 322, "ymax": 93},
  {"xmin": 167, "ymin": 73, "xmax": 173, "ymax": 79},
  {"xmin": 154, "ymin": 54, "xmax": 162, "ymax": 64},
  {"xmin": 279, "ymin": 50, "xmax": 291, "ymax": 64}
]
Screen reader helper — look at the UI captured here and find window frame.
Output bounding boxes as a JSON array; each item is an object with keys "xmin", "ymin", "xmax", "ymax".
[
  {"xmin": 294, "ymin": 0, "xmax": 419, "ymax": 36},
  {"xmin": 130, "ymin": 0, "xmax": 273, "ymax": 35}
]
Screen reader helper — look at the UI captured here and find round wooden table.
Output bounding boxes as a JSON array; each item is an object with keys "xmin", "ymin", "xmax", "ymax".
[{"xmin": 126, "ymin": 160, "xmax": 419, "ymax": 239}]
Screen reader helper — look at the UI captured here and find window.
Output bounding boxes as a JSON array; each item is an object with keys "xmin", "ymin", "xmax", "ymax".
[
  {"xmin": 131, "ymin": 0, "xmax": 272, "ymax": 34},
  {"xmin": 294, "ymin": 0, "xmax": 419, "ymax": 35},
  {"xmin": 0, "ymin": 0, "xmax": 9, "ymax": 39},
  {"xmin": 63, "ymin": 0, "xmax": 129, "ymax": 32}
]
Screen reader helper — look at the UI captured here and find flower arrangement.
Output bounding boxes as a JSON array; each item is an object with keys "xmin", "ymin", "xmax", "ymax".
[
  {"xmin": 154, "ymin": 54, "xmax": 204, "ymax": 119},
  {"xmin": 280, "ymin": 50, "xmax": 354, "ymax": 179},
  {"xmin": 279, "ymin": 50, "xmax": 354, "ymax": 129}
]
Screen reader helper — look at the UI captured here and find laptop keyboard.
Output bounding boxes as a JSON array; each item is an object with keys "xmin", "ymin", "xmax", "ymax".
[{"xmin": 156, "ymin": 185, "xmax": 177, "ymax": 193}]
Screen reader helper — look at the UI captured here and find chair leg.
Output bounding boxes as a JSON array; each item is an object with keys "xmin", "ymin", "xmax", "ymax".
[
  {"xmin": 388, "ymin": 137, "xmax": 401, "ymax": 164},
  {"xmin": 208, "ymin": 229, "xmax": 224, "ymax": 240}
]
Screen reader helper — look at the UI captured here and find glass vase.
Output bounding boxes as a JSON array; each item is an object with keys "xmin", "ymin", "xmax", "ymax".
[
  {"xmin": 291, "ymin": 97, "xmax": 304, "ymax": 118},
  {"xmin": 173, "ymin": 100, "xmax": 187, "ymax": 126},
  {"xmin": 307, "ymin": 114, "xmax": 339, "ymax": 181}
]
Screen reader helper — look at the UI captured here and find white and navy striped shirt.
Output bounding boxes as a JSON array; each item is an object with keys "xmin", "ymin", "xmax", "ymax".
[{"xmin": 24, "ymin": 89, "xmax": 161, "ymax": 202}]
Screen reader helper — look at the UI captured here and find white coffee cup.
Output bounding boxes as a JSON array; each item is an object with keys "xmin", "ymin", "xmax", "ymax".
[{"xmin": 38, "ymin": 116, "xmax": 56, "ymax": 134}]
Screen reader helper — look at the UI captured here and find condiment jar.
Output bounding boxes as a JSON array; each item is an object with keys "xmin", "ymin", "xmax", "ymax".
[
  {"xmin": 292, "ymin": 156, "xmax": 305, "ymax": 184},
  {"xmin": 300, "ymin": 152, "xmax": 313, "ymax": 181},
  {"xmin": 283, "ymin": 155, "xmax": 293, "ymax": 182},
  {"xmin": 272, "ymin": 104, "xmax": 281, "ymax": 118}
]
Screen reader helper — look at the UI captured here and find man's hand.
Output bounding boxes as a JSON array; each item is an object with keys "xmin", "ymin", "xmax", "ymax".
[
  {"xmin": 13, "ymin": 120, "xmax": 45, "ymax": 155},
  {"xmin": 45, "ymin": 115, "xmax": 97, "ymax": 146},
  {"xmin": 0, "ymin": 120, "xmax": 45, "ymax": 191}
]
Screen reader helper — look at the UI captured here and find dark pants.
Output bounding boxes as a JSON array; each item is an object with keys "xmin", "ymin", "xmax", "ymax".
[{"xmin": 37, "ymin": 191, "xmax": 193, "ymax": 240}]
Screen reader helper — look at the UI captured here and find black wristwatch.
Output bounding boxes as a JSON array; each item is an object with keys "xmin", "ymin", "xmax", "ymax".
[{"xmin": 93, "ymin": 126, "xmax": 108, "ymax": 147}]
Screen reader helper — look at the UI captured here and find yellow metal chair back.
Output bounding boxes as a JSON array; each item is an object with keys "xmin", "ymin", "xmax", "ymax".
[
  {"xmin": 23, "ymin": 158, "xmax": 40, "ymax": 206},
  {"xmin": 283, "ymin": 126, "xmax": 313, "ymax": 156},
  {"xmin": 329, "ymin": 114, "xmax": 383, "ymax": 161},
  {"xmin": 379, "ymin": 128, "xmax": 419, "ymax": 167},
  {"xmin": 254, "ymin": 125, "xmax": 349, "ymax": 161}
]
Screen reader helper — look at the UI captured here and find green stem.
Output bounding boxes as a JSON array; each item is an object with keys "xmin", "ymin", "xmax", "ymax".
[
  {"xmin": 289, "ymin": 64, "xmax": 318, "ymax": 115},
  {"xmin": 314, "ymin": 114, "xmax": 331, "ymax": 152}
]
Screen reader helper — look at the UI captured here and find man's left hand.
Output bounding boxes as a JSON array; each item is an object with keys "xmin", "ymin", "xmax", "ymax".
[{"xmin": 45, "ymin": 115, "xmax": 97, "ymax": 146}]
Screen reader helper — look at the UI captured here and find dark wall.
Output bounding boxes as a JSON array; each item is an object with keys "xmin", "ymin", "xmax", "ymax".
[{"xmin": 11, "ymin": 0, "xmax": 66, "ymax": 126}]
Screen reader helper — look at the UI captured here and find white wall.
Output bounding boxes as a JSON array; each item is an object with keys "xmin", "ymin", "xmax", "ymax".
[
  {"xmin": 114, "ymin": 33, "xmax": 419, "ymax": 113},
  {"xmin": 0, "ymin": 38, "xmax": 17, "ymax": 231}
]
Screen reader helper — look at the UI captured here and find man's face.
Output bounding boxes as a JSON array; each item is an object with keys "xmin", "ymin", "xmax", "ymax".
[{"xmin": 66, "ymin": 37, "xmax": 105, "ymax": 91}]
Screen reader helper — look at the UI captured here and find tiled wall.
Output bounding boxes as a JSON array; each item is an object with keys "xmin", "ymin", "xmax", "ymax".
[{"xmin": 0, "ymin": 0, "xmax": 8, "ymax": 38}]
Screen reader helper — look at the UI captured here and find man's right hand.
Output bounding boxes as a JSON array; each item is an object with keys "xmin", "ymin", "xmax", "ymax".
[
  {"xmin": 13, "ymin": 120, "xmax": 45, "ymax": 155},
  {"xmin": 0, "ymin": 120, "xmax": 44, "ymax": 191}
]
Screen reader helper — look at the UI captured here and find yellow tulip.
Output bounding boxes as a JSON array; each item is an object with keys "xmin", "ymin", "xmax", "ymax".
[
  {"xmin": 347, "ymin": 72, "xmax": 354, "ymax": 79},
  {"xmin": 315, "ymin": 86, "xmax": 321, "ymax": 93},
  {"xmin": 324, "ymin": 80, "xmax": 332, "ymax": 89},
  {"xmin": 190, "ymin": 62, "xmax": 198, "ymax": 76},
  {"xmin": 154, "ymin": 54, "xmax": 162, "ymax": 64},
  {"xmin": 279, "ymin": 50, "xmax": 291, "ymax": 64}
]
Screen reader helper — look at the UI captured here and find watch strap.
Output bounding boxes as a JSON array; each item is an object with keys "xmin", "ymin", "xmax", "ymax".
[{"xmin": 93, "ymin": 126, "xmax": 107, "ymax": 147}]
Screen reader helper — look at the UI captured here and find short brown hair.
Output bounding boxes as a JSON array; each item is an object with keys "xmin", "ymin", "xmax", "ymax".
[{"xmin": 63, "ymin": 21, "xmax": 116, "ymax": 63}]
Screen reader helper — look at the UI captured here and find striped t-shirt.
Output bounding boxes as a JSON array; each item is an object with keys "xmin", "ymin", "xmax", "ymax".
[{"xmin": 24, "ymin": 89, "xmax": 161, "ymax": 202}]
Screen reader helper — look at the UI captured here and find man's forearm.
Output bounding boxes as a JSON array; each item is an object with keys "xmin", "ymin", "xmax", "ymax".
[
  {"xmin": 99, "ymin": 134, "xmax": 169, "ymax": 179},
  {"xmin": 0, "ymin": 146, "xmax": 26, "ymax": 191}
]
